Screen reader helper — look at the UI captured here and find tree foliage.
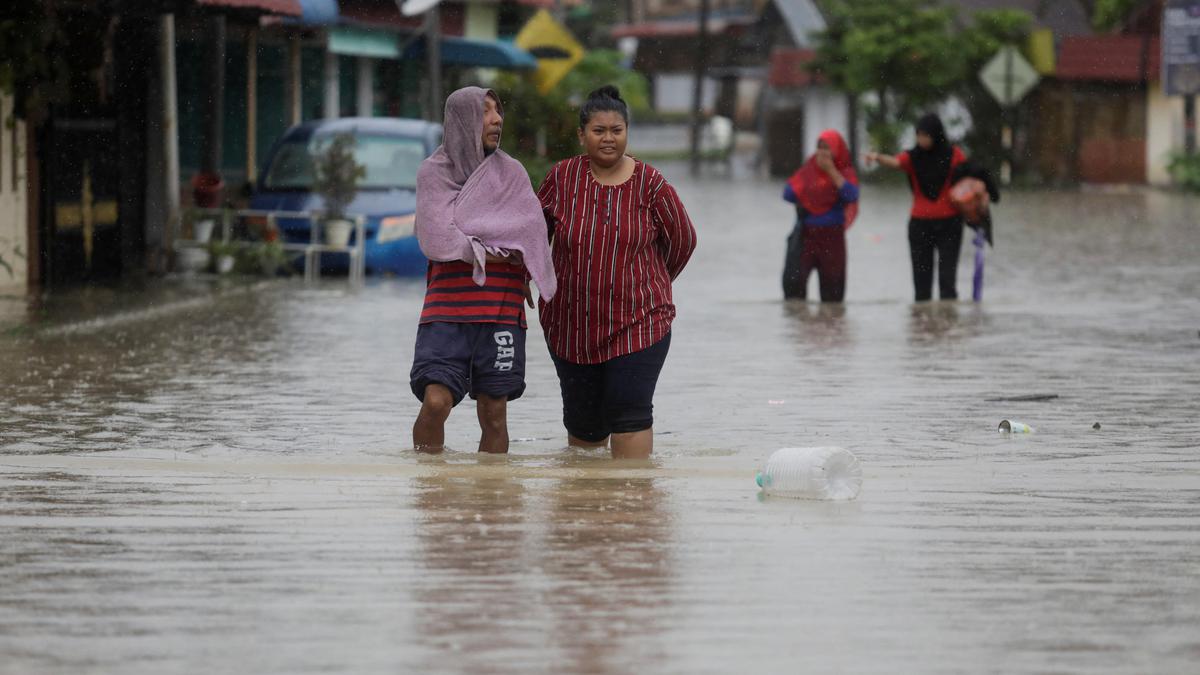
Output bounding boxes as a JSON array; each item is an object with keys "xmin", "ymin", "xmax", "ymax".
[
  {"xmin": 811, "ymin": 0, "xmax": 962, "ymax": 152},
  {"xmin": 810, "ymin": 0, "xmax": 1032, "ymax": 160},
  {"xmin": 1079, "ymin": 0, "xmax": 1148, "ymax": 31},
  {"xmin": 956, "ymin": 9, "xmax": 1034, "ymax": 169},
  {"xmin": 494, "ymin": 49, "xmax": 650, "ymax": 184},
  {"xmin": 0, "ymin": 0, "xmax": 67, "ymax": 122}
]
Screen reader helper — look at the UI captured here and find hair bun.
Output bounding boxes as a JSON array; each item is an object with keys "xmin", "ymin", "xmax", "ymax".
[{"xmin": 588, "ymin": 85, "xmax": 623, "ymax": 102}]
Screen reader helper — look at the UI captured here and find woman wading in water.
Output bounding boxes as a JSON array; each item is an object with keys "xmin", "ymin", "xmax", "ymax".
[{"xmin": 536, "ymin": 86, "xmax": 697, "ymax": 459}]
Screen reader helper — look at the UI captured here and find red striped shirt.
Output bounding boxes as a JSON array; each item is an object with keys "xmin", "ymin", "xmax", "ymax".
[
  {"xmin": 420, "ymin": 260, "xmax": 527, "ymax": 328},
  {"xmin": 537, "ymin": 156, "xmax": 697, "ymax": 364}
]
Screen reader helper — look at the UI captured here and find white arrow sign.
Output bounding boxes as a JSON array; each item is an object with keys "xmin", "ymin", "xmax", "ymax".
[{"xmin": 979, "ymin": 46, "xmax": 1040, "ymax": 107}]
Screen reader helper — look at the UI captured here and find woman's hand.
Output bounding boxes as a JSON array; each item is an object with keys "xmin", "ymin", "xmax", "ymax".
[
  {"xmin": 864, "ymin": 151, "xmax": 900, "ymax": 169},
  {"xmin": 815, "ymin": 151, "xmax": 836, "ymax": 174},
  {"xmin": 816, "ymin": 150, "xmax": 846, "ymax": 188}
]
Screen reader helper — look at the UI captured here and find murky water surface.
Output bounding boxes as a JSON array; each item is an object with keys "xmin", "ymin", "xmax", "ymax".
[{"xmin": 2, "ymin": 166, "xmax": 1199, "ymax": 673}]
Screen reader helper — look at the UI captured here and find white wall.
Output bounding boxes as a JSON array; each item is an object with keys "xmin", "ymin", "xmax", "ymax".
[
  {"xmin": 0, "ymin": 94, "xmax": 28, "ymax": 292},
  {"xmin": 653, "ymin": 73, "xmax": 719, "ymax": 114},
  {"xmin": 1146, "ymin": 81, "xmax": 1185, "ymax": 186},
  {"xmin": 802, "ymin": 87, "xmax": 849, "ymax": 157}
]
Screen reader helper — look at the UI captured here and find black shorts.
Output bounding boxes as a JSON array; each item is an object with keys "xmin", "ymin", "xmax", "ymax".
[
  {"xmin": 410, "ymin": 321, "xmax": 526, "ymax": 406},
  {"xmin": 550, "ymin": 333, "xmax": 671, "ymax": 442}
]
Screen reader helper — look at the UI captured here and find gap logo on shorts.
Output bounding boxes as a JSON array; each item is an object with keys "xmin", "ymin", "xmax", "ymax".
[
  {"xmin": 494, "ymin": 330, "xmax": 516, "ymax": 371},
  {"xmin": 410, "ymin": 322, "xmax": 527, "ymax": 405}
]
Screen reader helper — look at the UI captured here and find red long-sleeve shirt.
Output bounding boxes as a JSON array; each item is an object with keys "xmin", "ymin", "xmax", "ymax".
[
  {"xmin": 898, "ymin": 146, "xmax": 967, "ymax": 219},
  {"xmin": 537, "ymin": 156, "xmax": 697, "ymax": 364}
]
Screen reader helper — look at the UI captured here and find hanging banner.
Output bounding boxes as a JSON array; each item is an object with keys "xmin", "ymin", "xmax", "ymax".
[{"xmin": 1163, "ymin": 0, "xmax": 1200, "ymax": 95}]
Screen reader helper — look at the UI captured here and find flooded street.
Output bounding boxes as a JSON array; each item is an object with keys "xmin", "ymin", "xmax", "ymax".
[{"xmin": 2, "ymin": 165, "xmax": 1199, "ymax": 673}]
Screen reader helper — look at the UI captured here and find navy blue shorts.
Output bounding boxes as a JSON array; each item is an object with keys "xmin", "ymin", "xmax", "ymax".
[
  {"xmin": 550, "ymin": 333, "xmax": 671, "ymax": 442},
  {"xmin": 410, "ymin": 322, "xmax": 526, "ymax": 406}
]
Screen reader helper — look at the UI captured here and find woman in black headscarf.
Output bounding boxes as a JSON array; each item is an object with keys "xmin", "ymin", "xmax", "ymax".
[{"xmin": 866, "ymin": 114, "xmax": 969, "ymax": 301}]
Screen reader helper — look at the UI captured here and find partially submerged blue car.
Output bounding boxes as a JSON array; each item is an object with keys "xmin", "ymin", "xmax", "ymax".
[{"xmin": 250, "ymin": 117, "xmax": 442, "ymax": 276}]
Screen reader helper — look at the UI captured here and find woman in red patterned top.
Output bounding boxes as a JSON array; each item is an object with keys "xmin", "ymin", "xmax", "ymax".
[{"xmin": 537, "ymin": 86, "xmax": 697, "ymax": 459}]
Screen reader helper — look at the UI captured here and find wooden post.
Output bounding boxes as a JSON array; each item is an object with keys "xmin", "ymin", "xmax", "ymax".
[
  {"xmin": 246, "ymin": 28, "xmax": 258, "ymax": 188},
  {"xmin": 323, "ymin": 48, "xmax": 339, "ymax": 119},
  {"xmin": 288, "ymin": 34, "xmax": 302, "ymax": 125},
  {"xmin": 426, "ymin": 5, "xmax": 442, "ymax": 122},
  {"xmin": 201, "ymin": 15, "xmax": 226, "ymax": 176},
  {"xmin": 356, "ymin": 57, "xmax": 374, "ymax": 116},
  {"xmin": 689, "ymin": 0, "xmax": 711, "ymax": 176},
  {"xmin": 1186, "ymin": 95, "xmax": 1197, "ymax": 155},
  {"xmin": 160, "ymin": 14, "xmax": 181, "ymax": 256}
]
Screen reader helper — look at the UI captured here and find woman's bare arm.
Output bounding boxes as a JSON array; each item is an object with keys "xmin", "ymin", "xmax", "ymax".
[{"xmin": 865, "ymin": 151, "xmax": 901, "ymax": 170}]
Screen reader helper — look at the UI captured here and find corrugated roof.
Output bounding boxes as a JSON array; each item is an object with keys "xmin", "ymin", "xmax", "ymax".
[
  {"xmin": 196, "ymin": 0, "xmax": 302, "ymax": 16},
  {"xmin": 1056, "ymin": 35, "xmax": 1161, "ymax": 82},
  {"xmin": 774, "ymin": 0, "xmax": 826, "ymax": 49},
  {"xmin": 612, "ymin": 9, "xmax": 757, "ymax": 39}
]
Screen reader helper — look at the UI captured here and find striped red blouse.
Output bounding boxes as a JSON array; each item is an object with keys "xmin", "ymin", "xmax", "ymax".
[
  {"xmin": 420, "ymin": 260, "xmax": 527, "ymax": 328},
  {"xmin": 537, "ymin": 155, "xmax": 697, "ymax": 364}
]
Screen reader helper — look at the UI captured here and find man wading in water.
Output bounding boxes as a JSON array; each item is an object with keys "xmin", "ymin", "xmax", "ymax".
[{"xmin": 408, "ymin": 87, "xmax": 556, "ymax": 453}]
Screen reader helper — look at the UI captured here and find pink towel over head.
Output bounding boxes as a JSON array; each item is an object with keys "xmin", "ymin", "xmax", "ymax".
[{"xmin": 414, "ymin": 86, "xmax": 556, "ymax": 301}]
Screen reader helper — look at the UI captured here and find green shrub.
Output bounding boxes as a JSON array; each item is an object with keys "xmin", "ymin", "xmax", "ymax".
[{"xmin": 1167, "ymin": 151, "xmax": 1200, "ymax": 192}]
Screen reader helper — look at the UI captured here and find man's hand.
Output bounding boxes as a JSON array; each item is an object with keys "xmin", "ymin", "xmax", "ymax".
[
  {"xmin": 484, "ymin": 249, "xmax": 525, "ymax": 265},
  {"xmin": 523, "ymin": 281, "xmax": 535, "ymax": 308}
]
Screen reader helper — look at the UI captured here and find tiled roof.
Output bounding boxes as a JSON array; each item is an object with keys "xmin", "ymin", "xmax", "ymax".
[
  {"xmin": 768, "ymin": 48, "xmax": 818, "ymax": 88},
  {"xmin": 1056, "ymin": 35, "xmax": 1161, "ymax": 82}
]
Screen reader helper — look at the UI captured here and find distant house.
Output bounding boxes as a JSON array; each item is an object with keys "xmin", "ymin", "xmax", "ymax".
[
  {"xmin": 612, "ymin": 0, "xmax": 762, "ymax": 121},
  {"xmin": 614, "ymin": 0, "xmax": 842, "ymax": 175},
  {"xmin": 1034, "ymin": 2, "xmax": 1184, "ymax": 185},
  {"xmin": 953, "ymin": 0, "xmax": 1184, "ymax": 185},
  {"xmin": 759, "ymin": 0, "xmax": 854, "ymax": 176}
]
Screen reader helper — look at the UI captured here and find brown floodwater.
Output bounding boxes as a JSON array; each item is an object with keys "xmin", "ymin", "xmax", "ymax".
[{"xmin": 2, "ymin": 165, "xmax": 1199, "ymax": 673}]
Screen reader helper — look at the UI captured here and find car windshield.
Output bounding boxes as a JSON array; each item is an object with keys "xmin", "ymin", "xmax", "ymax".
[{"xmin": 262, "ymin": 134, "xmax": 425, "ymax": 190}]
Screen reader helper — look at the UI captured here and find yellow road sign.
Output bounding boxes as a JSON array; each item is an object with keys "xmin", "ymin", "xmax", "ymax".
[{"xmin": 515, "ymin": 9, "xmax": 585, "ymax": 94}]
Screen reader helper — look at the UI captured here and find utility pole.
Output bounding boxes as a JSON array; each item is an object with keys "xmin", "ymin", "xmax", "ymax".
[
  {"xmin": 399, "ymin": 0, "xmax": 443, "ymax": 122},
  {"xmin": 425, "ymin": 4, "xmax": 442, "ymax": 122},
  {"xmin": 1186, "ymin": 96, "xmax": 1196, "ymax": 154},
  {"xmin": 200, "ymin": 15, "xmax": 226, "ymax": 180},
  {"xmin": 689, "ymin": 0, "xmax": 710, "ymax": 176}
]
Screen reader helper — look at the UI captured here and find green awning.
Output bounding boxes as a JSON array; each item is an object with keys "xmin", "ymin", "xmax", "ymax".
[{"xmin": 329, "ymin": 27, "xmax": 399, "ymax": 59}]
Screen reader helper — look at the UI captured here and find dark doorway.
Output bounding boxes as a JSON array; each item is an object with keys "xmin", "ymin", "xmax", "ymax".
[{"xmin": 39, "ymin": 115, "xmax": 124, "ymax": 285}]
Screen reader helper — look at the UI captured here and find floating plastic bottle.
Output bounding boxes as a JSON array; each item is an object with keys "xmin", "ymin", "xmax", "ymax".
[
  {"xmin": 755, "ymin": 447, "xmax": 862, "ymax": 501},
  {"xmin": 998, "ymin": 420, "xmax": 1033, "ymax": 433}
]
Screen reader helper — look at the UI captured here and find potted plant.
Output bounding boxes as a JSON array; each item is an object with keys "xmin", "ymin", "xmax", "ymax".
[
  {"xmin": 208, "ymin": 240, "xmax": 239, "ymax": 275},
  {"xmin": 253, "ymin": 241, "xmax": 292, "ymax": 277},
  {"xmin": 311, "ymin": 132, "xmax": 365, "ymax": 250}
]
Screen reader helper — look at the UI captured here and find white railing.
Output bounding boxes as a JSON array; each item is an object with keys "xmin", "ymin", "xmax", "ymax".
[{"xmin": 176, "ymin": 208, "xmax": 366, "ymax": 284}]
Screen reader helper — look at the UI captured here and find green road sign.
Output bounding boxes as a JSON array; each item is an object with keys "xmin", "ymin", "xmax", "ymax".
[{"xmin": 979, "ymin": 46, "xmax": 1040, "ymax": 107}]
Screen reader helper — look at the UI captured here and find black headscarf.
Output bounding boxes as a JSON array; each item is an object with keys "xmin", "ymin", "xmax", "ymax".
[{"xmin": 908, "ymin": 113, "xmax": 953, "ymax": 201}]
